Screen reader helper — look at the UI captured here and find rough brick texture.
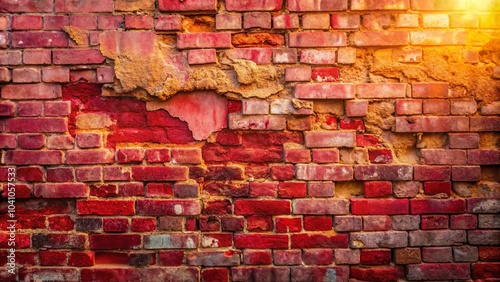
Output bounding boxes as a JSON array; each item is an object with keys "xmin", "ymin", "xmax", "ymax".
[{"xmin": 0, "ymin": 1, "xmax": 498, "ymax": 281}]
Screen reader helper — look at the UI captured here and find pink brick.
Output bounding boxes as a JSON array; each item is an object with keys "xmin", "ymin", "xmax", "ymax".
[
  {"xmin": 242, "ymin": 99, "xmax": 269, "ymax": 115},
  {"xmin": 6, "ymin": 117, "xmax": 67, "ymax": 132},
  {"xmin": 410, "ymin": 198, "xmax": 466, "ymax": 214},
  {"xmin": 450, "ymin": 214, "xmax": 477, "ymax": 230},
  {"xmin": 396, "ymin": 99, "xmax": 422, "ymax": 115},
  {"xmin": 421, "ymin": 149, "xmax": 466, "ymax": 165},
  {"xmin": 411, "ymin": 31, "xmax": 466, "ymax": 45},
  {"xmin": 331, "ymin": 14, "xmax": 360, "ymax": 29},
  {"xmin": 145, "ymin": 148, "xmax": 171, "ymax": 163},
  {"xmin": 47, "ymin": 135, "xmax": 74, "ymax": 149},
  {"xmin": 304, "ymin": 131, "xmax": 356, "ymax": 148},
  {"xmin": 308, "ymin": 182, "xmax": 335, "ymax": 197},
  {"xmin": 55, "ymin": 0, "xmax": 113, "ymax": 12},
  {"xmin": 125, "ymin": 15, "xmax": 154, "ymax": 29},
  {"xmin": 362, "ymin": 14, "xmax": 391, "ymax": 30},
  {"xmin": 34, "ymin": 183, "xmax": 88, "ymax": 198},
  {"xmin": 244, "ymin": 12, "xmax": 271, "ymax": 29},
  {"xmin": 470, "ymin": 117, "xmax": 500, "ymax": 132},
  {"xmin": 468, "ymin": 150, "xmax": 500, "ymax": 165},
  {"xmin": 351, "ymin": 0, "xmax": 410, "ymax": 10},
  {"xmin": 0, "ymin": 134, "xmax": 16, "ymax": 148},
  {"xmin": 273, "ymin": 49, "xmax": 297, "ymax": 64},
  {"xmin": 96, "ymin": 66, "xmax": 114, "ymax": 83},
  {"xmin": 42, "ymin": 67, "xmax": 70, "ymax": 83},
  {"xmin": 452, "ymin": 166, "xmax": 481, "ymax": 181},
  {"xmin": 226, "ymin": 0, "xmax": 283, "ymax": 11},
  {"xmin": 273, "ymin": 14, "xmax": 299, "ymax": 29},
  {"xmin": 285, "ymin": 66, "xmax": 311, "ymax": 82},
  {"xmin": 352, "ymin": 31, "xmax": 408, "ymax": 46},
  {"xmin": 44, "ymin": 15, "xmax": 69, "ymax": 30},
  {"xmin": 103, "ymin": 166, "xmax": 131, "ymax": 181},
  {"xmin": 395, "ymin": 116, "xmax": 469, "ymax": 132},
  {"xmin": 76, "ymin": 167, "xmax": 102, "ymax": 182},
  {"xmin": 301, "ymin": 49, "xmax": 337, "ymax": 65},
  {"xmin": 70, "ymin": 70, "xmax": 97, "ymax": 83},
  {"xmin": 346, "ymin": 100, "xmax": 368, "ymax": 117},
  {"xmin": 288, "ymin": 0, "xmax": 347, "ymax": 11},
  {"xmin": 225, "ymin": 48, "xmax": 273, "ymax": 64},
  {"xmin": 156, "ymin": 15, "xmax": 182, "ymax": 31},
  {"xmin": 98, "ymin": 15, "xmax": 124, "ymax": 30},
  {"xmin": 229, "ymin": 114, "xmax": 286, "ymax": 130},
  {"xmin": 250, "ymin": 182, "xmax": 277, "ymax": 197},
  {"xmin": 76, "ymin": 133, "xmax": 102, "ymax": 148},
  {"xmin": 5, "ymin": 150, "xmax": 62, "ymax": 165},
  {"xmin": 12, "ymin": 68, "xmax": 40, "ymax": 83},
  {"xmin": 312, "ymin": 149, "xmax": 340, "ymax": 163},
  {"xmin": 274, "ymin": 250, "xmax": 301, "ymax": 265},
  {"xmin": 177, "ymin": 32, "xmax": 231, "ymax": 49},
  {"xmin": 295, "ymin": 83, "xmax": 355, "ymax": 99},
  {"xmin": 363, "ymin": 215, "xmax": 391, "ymax": 231},
  {"xmin": 12, "ymin": 15, "xmax": 42, "ymax": 30},
  {"xmin": 70, "ymin": 15, "xmax": 97, "ymax": 29},
  {"xmin": 357, "ymin": 83, "xmax": 407, "ymax": 98},
  {"xmin": 296, "ymin": 164, "xmax": 353, "ymax": 181},
  {"xmin": 66, "ymin": 150, "xmax": 114, "ymax": 165},
  {"xmin": 354, "ymin": 165, "xmax": 413, "ymax": 181},
  {"xmin": 159, "ymin": 0, "xmax": 217, "ymax": 11},
  {"xmin": 53, "ymin": 49, "xmax": 105, "ymax": 64},
  {"xmin": 116, "ymin": 148, "xmax": 145, "ymax": 163},
  {"xmin": 17, "ymin": 102, "xmax": 43, "ymax": 117},
  {"xmin": 423, "ymin": 99, "xmax": 450, "ymax": 115},
  {"xmin": 290, "ymin": 32, "xmax": 346, "ymax": 47},
  {"xmin": 171, "ymin": 148, "xmax": 202, "ymax": 164},
  {"xmin": 12, "ymin": 32, "xmax": 68, "ymax": 48},
  {"xmin": 23, "ymin": 49, "xmax": 51, "ymax": 65},
  {"xmin": 18, "ymin": 134, "xmax": 45, "ymax": 149},
  {"xmin": 285, "ymin": 149, "xmax": 311, "ymax": 163},
  {"xmin": 449, "ymin": 133, "xmax": 479, "ymax": 149},
  {"xmin": 414, "ymin": 165, "xmax": 451, "ymax": 181},
  {"xmin": 188, "ymin": 49, "xmax": 216, "ymax": 65},
  {"xmin": 0, "ymin": 50, "xmax": 22, "ymax": 65},
  {"xmin": 44, "ymin": 101, "xmax": 71, "ymax": 116}
]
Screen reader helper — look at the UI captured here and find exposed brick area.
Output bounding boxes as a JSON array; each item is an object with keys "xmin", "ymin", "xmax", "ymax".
[{"xmin": 0, "ymin": 0, "xmax": 499, "ymax": 281}]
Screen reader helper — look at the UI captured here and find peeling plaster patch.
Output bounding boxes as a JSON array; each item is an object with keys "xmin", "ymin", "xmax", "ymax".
[
  {"xmin": 99, "ymin": 31, "xmax": 284, "ymax": 101},
  {"xmin": 174, "ymin": 204, "xmax": 183, "ymax": 215},
  {"xmin": 202, "ymin": 236, "xmax": 219, "ymax": 248},
  {"xmin": 63, "ymin": 26, "xmax": 87, "ymax": 46},
  {"xmin": 147, "ymin": 91, "xmax": 228, "ymax": 140}
]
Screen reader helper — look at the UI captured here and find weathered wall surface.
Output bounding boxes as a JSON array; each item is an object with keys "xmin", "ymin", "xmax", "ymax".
[{"xmin": 0, "ymin": 0, "xmax": 499, "ymax": 281}]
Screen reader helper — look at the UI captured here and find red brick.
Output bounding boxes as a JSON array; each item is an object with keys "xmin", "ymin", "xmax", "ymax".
[
  {"xmin": 331, "ymin": 14, "xmax": 360, "ymax": 29},
  {"xmin": 0, "ymin": 134, "xmax": 15, "ymax": 149},
  {"xmin": 243, "ymin": 12, "xmax": 271, "ymax": 29},
  {"xmin": 12, "ymin": 32, "xmax": 68, "ymax": 48},
  {"xmin": 407, "ymin": 263, "xmax": 470, "ymax": 280},
  {"xmin": 411, "ymin": 82, "xmax": 448, "ymax": 98},
  {"xmin": 352, "ymin": 266, "xmax": 401, "ymax": 280},
  {"xmin": 278, "ymin": 181, "xmax": 307, "ymax": 198},
  {"xmin": 234, "ymin": 200, "xmax": 290, "ymax": 215},
  {"xmin": 421, "ymin": 215, "xmax": 449, "ymax": 230},
  {"xmin": 424, "ymin": 182, "xmax": 452, "ymax": 196},
  {"xmin": 226, "ymin": 48, "xmax": 273, "ymax": 64},
  {"xmin": 90, "ymin": 234, "xmax": 141, "ymax": 250},
  {"xmin": 98, "ymin": 15, "xmax": 124, "ymax": 30},
  {"xmin": 0, "ymin": 102, "xmax": 14, "ymax": 117},
  {"xmin": 346, "ymin": 100, "xmax": 368, "ymax": 117},
  {"xmin": 155, "ymin": 15, "xmax": 181, "ymax": 30},
  {"xmin": 470, "ymin": 117, "xmax": 500, "ymax": 131},
  {"xmin": 395, "ymin": 116, "xmax": 469, "ymax": 132},
  {"xmin": 68, "ymin": 252, "xmax": 94, "ymax": 267},
  {"xmin": 423, "ymin": 99, "xmax": 450, "ymax": 115},
  {"xmin": 308, "ymin": 182, "xmax": 335, "ymax": 197},
  {"xmin": 293, "ymin": 199, "xmax": 349, "ymax": 215},
  {"xmin": 226, "ymin": 0, "xmax": 282, "ymax": 11},
  {"xmin": 354, "ymin": 165, "xmax": 413, "ymax": 181},
  {"xmin": 479, "ymin": 247, "xmax": 500, "ymax": 261},
  {"xmin": 47, "ymin": 167, "xmax": 74, "ymax": 182},
  {"xmin": 0, "ymin": 51, "xmax": 21, "ymax": 65},
  {"xmin": 421, "ymin": 149, "xmax": 466, "ymax": 165},
  {"xmin": 357, "ymin": 83, "xmax": 407, "ymax": 98},
  {"xmin": 43, "ymin": 15, "xmax": 68, "ymax": 30},
  {"xmin": 411, "ymin": 31, "xmax": 466, "ymax": 45},
  {"xmin": 285, "ymin": 149, "xmax": 310, "ymax": 163},
  {"xmin": 202, "ymin": 268, "xmax": 229, "ymax": 282},
  {"xmin": 39, "ymin": 250, "xmax": 67, "ymax": 266},
  {"xmin": 66, "ymin": 150, "xmax": 114, "ymax": 165},
  {"xmin": 33, "ymin": 183, "xmax": 87, "ymax": 198},
  {"xmin": 364, "ymin": 181, "xmax": 392, "ymax": 198},
  {"xmin": 352, "ymin": 199, "xmax": 408, "ymax": 215},
  {"xmin": 361, "ymin": 250, "xmax": 392, "ymax": 265},
  {"xmin": 235, "ymin": 234, "xmax": 288, "ymax": 249},
  {"xmin": 5, "ymin": 150, "xmax": 62, "ymax": 165},
  {"xmin": 53, "ymin": 49, "xmax": 105, "ymax": 64},
  {"xmin": 289, "ymin": 32, "xmax": 347, "ymax": 47},
  {"xmin": 159, "ymin": 0, "xmax": 216, "ymax": 11},
  {"xmin": 304, "ymin": 216, "xmax": 332, "ymax": 231},
  {"xmin": 0, "ymin": 0, "xmax": 51, "ymax": 12},
  {"xmin": 132, "ymin": 166, "xmax": 188, "ymax": 181},
  {"xmin": 158, "ymin": 251, "xmax": 184, "ymax": 266},
  {"xmin": 0, "ymin": 67, "xmax": 10, "ymax": 82},
  {"xmin": 368, "ymin": 149, "xmax": 392, "ymax": 164},
  {"xmin": 352, "ymin": 0, "xmax": 409, "ymax": 10},
  {"xmin": 468, "ymin": 150, "xmax": 500, "ymax": 165},
  {"xmin": 273, "ymin": 14, "xmax": 299, "ymax": 29},
  {"xmin": 450, "ymin": 214, "xmax": 477, "ymax": 230},
  {"xmin": 304, "ymin": 132, "xmax": 355, "ymax": 148},
  {"xmin": 125, "ymin": 15, "xmax": 154, "ymax": 29},
  {"xmin": 311, "ymin": 149, "xmax": 340, "ymax": 163},
  {"xmin": 13, "ymin": 15, "xmax": 42, "ymax": 30},
  {"xmin": 274, "ymin": 250, "xmax": 301, "ymax": 265},
  {"xmin": 77, "ymin": 200, "xmax": 135, "ymax": 216},
  {"xmin": 171, "ymin": 148, "xmax": 202, "ymax": 164},
  {"xmin": 414, "ymin": 165, "xmax": 450, "ymax": 181},
  {"xmin": 177, "ymin": 32, "xmax": 231, "ymax": 49},
  {"xmin": 116, "ymin": 148, "xmax": 145, "ymax": 163},
  {"xmin": 291, "ymin": 233, "xmax": 348, "ymax": 248},
  {"xmin": 215, "ymin": 14, "xmax": 242, "ymax": 30},
  {"xmin": 69, "ymin": 15, "xmax": 97, "ymax": 29},
  {"xmin": 187, "ymin": 49, "xmax": 216, "ymax": 65},
  {"xmin": 270, "ymin": 164, "xmax": 295, "ymax": 180},
  {"xmin": 448, "ymin": 133, "xmax": 479, "ymax": 149},
  {"xmin": 136, "ymin": 199, "xmax": 200, "ymax": 216},
  {"xmin": 23, "ymin": 49, "xmax": 51, "ymax": 65},
  {"xmin": 206, "ymin": 165, "xmax": 244, "ymax": 180},
  {"xmin": 352, "ymin": 31, "xmax": 408, "ymax": 46},
  {"xmin": 103, "ymin": 218, "xmax": 129, "ymax": 233},
  {"xmin": 411, "ymin": 198, "xmax": 466, "ymax": 214},
  {"xmin": 362, "ymin": 14, "xmax": 391, "ymax": 30},
  {"xmin": 311, "ymin": 67, "xmax": 339, "ymax": 82},
  {"xmin": 288, "ymin": 0, "xmax": 347, "ymax": 11},
  {"xmin": 16, "ymin": 166, "xmax": 44, "ymax": 182},
  {"xmin": 452, "ymin": 166, "xmax": 481, "ymax": 181},
  {"xmin": 296, "ymin": 164, "xmax": 353, "ymax": 181},
  {"xmin": 302, "ymin": 14, "xmax": 330, "ymax": 29},
  {"xmin": 55, "ymin": 0, "xmax": 113, "ymax": 12},
  {"xmin": 472, "ymin": 262, "xmax": 500, "ymax": 279},
  {"xmin": 303, "ymin": 249, "xmax": 333, "ymax": 265},
  {"xmin": 2, "ymin": 84, "xmax": 61, "ymax": 100}
]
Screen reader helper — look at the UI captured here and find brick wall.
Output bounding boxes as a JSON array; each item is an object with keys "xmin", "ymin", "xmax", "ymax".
[{"xmin": 0, "ymin": 0, "xmax": 499, "ymax": 281}]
